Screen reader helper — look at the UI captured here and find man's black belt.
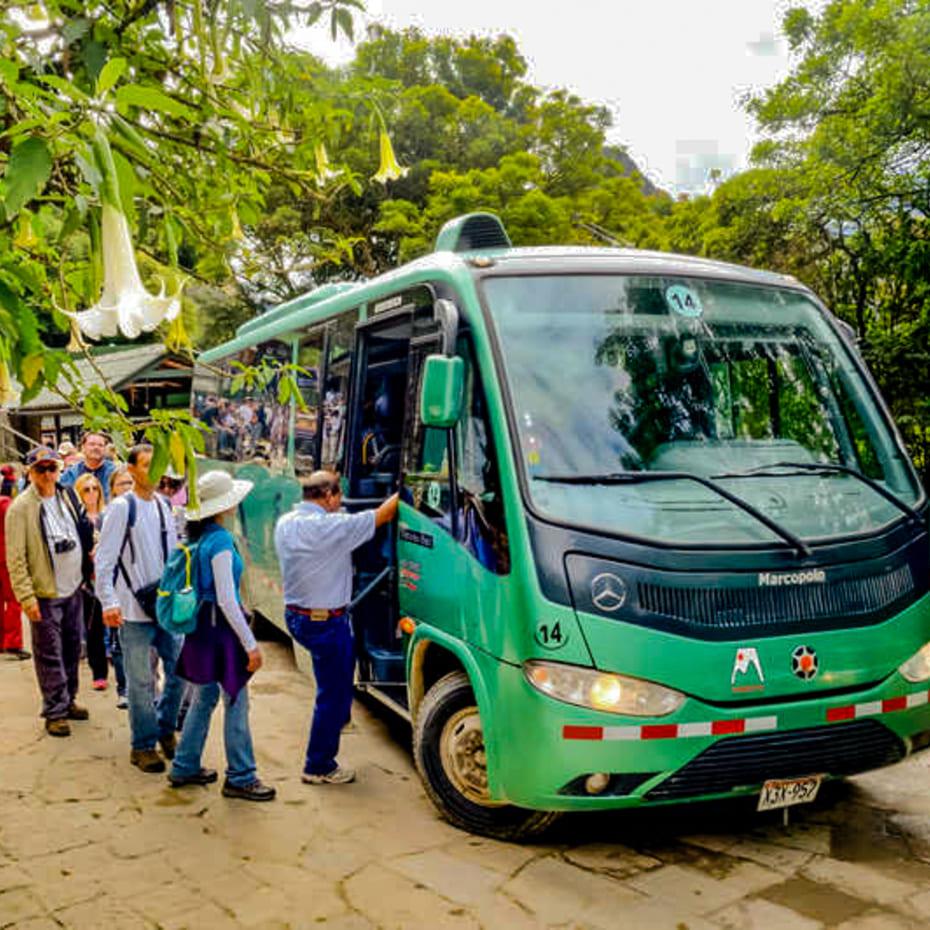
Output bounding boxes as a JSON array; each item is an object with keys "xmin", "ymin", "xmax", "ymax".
[{"xmin": 286, "ymin": 605, "xmax": 347, "ymax": 621}]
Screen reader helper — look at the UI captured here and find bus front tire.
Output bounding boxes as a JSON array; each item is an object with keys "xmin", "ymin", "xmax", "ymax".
[{"xmin": 413, "ymin": 670, "xmax": 560, "ymax": 841}]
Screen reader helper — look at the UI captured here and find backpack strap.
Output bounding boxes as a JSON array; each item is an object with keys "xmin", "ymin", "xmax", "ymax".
[
  {"xmin": 155, "ymin": 495, "xmax": 168, "ymax": 562},
  {"xmin": 113, "ymin": 493, "xmax": 137, "ymax": 587}
]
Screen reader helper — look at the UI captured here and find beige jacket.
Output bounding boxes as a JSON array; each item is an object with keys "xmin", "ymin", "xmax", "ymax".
[{"xmin": 5, "ymin": 485, "xmax": 68, "ymax": 611}]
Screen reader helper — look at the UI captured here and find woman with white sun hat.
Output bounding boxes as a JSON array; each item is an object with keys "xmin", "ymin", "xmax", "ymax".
[{"xmin": 168, "ymin": 470, "xmax": 275, "ymax": 802}]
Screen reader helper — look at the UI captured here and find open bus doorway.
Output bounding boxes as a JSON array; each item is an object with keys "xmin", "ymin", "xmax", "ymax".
[{"xmin": 343, "ymin": 308, "xmax": 430, "ymax": 713}]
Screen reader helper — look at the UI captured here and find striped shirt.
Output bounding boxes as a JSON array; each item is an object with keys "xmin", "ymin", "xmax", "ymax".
[{"xmin": 95, "ymin": 493, "xmax": 176, "ymax": 622}]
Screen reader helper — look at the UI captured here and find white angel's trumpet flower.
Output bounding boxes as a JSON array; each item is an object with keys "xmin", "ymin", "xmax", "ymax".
[
  {"xmin": 67, "ymin": 129, "xmax": 181, "ymax": 341},
  {"xmin": 372, "ymin": 130, "xmax": 408, "ymax": 184}
]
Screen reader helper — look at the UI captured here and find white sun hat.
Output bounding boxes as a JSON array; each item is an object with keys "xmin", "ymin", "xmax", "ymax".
[{"xmin": 186, "ymin": 470, "xmax": 253, "ymax": 521}]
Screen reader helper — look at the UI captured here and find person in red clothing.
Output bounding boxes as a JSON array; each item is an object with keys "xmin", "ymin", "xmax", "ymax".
[{"xmin": 0, "ymin": 466, "xmax": 30, "ymax": 659}]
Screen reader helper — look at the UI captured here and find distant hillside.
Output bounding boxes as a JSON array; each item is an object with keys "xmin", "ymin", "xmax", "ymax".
[{"xmin": 604, "ymin": 144, "xmax": 666, "ymax": 198}]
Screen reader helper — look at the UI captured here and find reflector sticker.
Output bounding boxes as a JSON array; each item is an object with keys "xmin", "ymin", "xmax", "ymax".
[
  {"xmin": 562, "ymin": 715, "xmax": 778, "ymax": 741},
  {"xmin": 826, "ymin": 689, "xmax": 930, "ymax": 723}
]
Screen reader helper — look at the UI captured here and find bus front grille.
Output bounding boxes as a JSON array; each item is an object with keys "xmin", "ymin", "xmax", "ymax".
[
  {"xmin": 646, "ymin": 720, "xmax": 905, "ymax": 801},
  {"xmin": 637, "ymin": 563, "xmax": 914, "ymax": 635}
]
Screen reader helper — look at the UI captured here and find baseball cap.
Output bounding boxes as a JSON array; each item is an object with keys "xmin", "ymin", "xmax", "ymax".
[
  {"xmin": 0, "ymin": 464, "xmax": 14, "ymax": 479},
  {"xmin": 25, "ymin": 447, "xmax": 62, "ymax": 468}
]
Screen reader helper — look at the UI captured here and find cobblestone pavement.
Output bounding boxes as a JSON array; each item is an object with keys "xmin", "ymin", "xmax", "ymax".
[{"xmin": 4, "ymin": 630, "xmax": 930, "ymax": 930}]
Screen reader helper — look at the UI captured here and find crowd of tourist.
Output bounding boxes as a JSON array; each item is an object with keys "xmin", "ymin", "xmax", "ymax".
[{"xmin": 1, "ymin": 429, "xmax": 398, "ymax": 799}]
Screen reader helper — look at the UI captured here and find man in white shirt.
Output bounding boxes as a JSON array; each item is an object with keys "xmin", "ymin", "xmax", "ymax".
[
  {"xmin": 274, "ymin": 471, "xmax": 397, "ymax": 785},
  {"xmin": 95, "ymin": 444, "xmax": 183, "ymax": 773}
]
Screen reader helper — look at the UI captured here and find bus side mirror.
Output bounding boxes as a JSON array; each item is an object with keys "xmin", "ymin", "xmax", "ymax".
[{"xmin": 420, "ymin": 355, "xmax": 464, "ymax": 428}]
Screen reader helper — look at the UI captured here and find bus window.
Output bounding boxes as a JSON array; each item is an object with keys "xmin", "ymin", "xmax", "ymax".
[
  {"xmin": 202, "ymin": 340, "xmax": 292, "ymax": 466},
  {"xmin": 404, "ymin": 341, "xmax": 453, "ymax": 523},
  {"xmin": 455, "ymin": 339, "xmax": 510, "ymax": 574},
  {"xmin": 321, "ymin": 311, "xmax": 355, "ymax": 473},
  {"xmin": 295, "ymin": 327, "xmax": 324, "ymax": 475}
]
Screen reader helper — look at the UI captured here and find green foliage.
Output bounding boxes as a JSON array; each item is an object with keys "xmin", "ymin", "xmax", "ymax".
[{"xmin": 669, "ymin": 0, "xmax": 930, "ymax": 486}]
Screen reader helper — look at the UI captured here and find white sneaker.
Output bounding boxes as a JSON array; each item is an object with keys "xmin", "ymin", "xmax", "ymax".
[{"xmin": 302, "ymin": 765, "xmax": 356, "ymax": 785}]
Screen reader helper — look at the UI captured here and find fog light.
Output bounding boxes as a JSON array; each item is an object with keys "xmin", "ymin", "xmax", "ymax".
[{"xmin": 585, "ymin": 772, "xmax": 610, "ymax": 795}]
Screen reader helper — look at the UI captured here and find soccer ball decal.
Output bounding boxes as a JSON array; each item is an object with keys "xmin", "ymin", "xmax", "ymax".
[{"xmin": 792, "ymin": 645, "xmax": 819, "ymax": 680}]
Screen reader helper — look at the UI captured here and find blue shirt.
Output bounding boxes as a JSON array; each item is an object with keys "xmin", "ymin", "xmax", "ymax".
[
  {"xmin": 60, "ymin": 459, "xmax": 117, "ymax": 502},
  {"xmin": 196, "ymin": 522, "xmax": 243, "ymax": 602},
  {"xmin": 274, "ymin": 502, "xmax": 376, "ymax": 609}
]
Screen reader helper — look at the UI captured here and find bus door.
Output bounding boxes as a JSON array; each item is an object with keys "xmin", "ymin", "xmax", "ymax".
[{"xmin": 343, "ymin": 289, "xmax": 440, "ymax": 712}]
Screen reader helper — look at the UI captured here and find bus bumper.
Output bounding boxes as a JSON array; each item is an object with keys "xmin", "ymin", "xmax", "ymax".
[{"xmin": 490, "ymin": 662, "xmax": 930, "ymax": 811}]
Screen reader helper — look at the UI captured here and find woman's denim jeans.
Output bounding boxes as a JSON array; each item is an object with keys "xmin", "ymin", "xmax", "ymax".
[{"xmin": 171, "ymin": 683, "xmax": 257, "ymax": 788}]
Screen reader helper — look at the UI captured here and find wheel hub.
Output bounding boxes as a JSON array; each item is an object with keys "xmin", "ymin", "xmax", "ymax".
[{"xmin": 439, "ymin": 707, "xmax": 501, "ymax": 807}]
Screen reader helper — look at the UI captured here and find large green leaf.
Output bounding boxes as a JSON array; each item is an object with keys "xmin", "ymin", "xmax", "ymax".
[
  {"xmin": 116, "ymin": 84, "xmax": 196, "ymax": 121},
  {"xmin": 3, "ymin": 136, "xmax": 52, "ymax": 218},
  {"xmin": 96, "ymin": 57, "xmax": 128, "ymax": 96}
]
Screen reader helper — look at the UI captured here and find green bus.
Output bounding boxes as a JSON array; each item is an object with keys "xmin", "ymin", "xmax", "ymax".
[{"xmin": 196, "ymin": 212, "xmax": 930, "ymax": 839}]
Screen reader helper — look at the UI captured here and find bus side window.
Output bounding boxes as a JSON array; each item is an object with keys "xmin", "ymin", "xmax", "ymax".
[
  {"xmin": 404, "ymin": 345, "xmax": 453, "ymax": 525},
  {"xmin": 213, "ymin": 341, "xmax": 290, "ymax": 467},
  {"xmin": 321, "ymin": 310, "xmax": 356, "ymax": 473},
  {"xmin": 295, "ymin": 327, "xmax": 325, "ymax": 475},
  {"xmin": 455, "ymin": 340, "xmax": 510, "ymax": 574}
]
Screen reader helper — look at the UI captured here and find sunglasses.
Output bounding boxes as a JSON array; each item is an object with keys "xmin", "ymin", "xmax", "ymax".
[
  {"xmin": 33, "ymin": 462, "xmax": 60, "ymax": 474},
  {"xmin": 80, "ymin": 486, "xmax": 100, "ymax": 494}
]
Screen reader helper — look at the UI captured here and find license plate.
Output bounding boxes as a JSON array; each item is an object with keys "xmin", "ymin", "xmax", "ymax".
[{"xmin": 757, "ymin": 774, "xmax": 823, "ymax": 812}]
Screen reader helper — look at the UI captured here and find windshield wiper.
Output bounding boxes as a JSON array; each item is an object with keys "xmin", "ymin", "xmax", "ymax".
[
  {"xmin": 713, "ymin": 460, "xmax": 924, "ymax": 525},
  {"xmin": 534, "ymin": 470, "xmax": 812, "ymax": 557}
]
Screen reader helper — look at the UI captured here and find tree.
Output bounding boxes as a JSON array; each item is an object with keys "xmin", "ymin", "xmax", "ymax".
[
  {"xmin": 667, "ymin": 0, "xmax": 930, "ymax": 484},
  {"xmin": 0, "ymin": 0, "xmax": 365, "ymax": 488}
]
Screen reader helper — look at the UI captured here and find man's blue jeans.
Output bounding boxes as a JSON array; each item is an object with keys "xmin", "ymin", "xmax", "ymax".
[
  {"xmin": 285, "ymin": 610, "xmax": 354, "ymax": 776},
  {"xmin": 171, "ymin": 683, "xmax": 257, "ymax": 788},
  {"xmin": 120, "ymin": 620, "xmax": 184, "ymax": 751}
]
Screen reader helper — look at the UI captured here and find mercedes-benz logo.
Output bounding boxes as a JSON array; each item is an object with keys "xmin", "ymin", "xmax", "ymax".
[{"xmin": 591, "ymin": 573, "xmax": 627, "ymax": 612}]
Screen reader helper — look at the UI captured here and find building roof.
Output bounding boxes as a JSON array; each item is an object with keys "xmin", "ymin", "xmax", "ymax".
[{"xmin": 18, "ymin": 343, "xmax": 187, "ymax": 413}]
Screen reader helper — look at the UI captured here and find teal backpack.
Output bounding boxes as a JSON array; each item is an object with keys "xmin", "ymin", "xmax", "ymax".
[{"xmin": 156, "ymin": 542, "xmax": 200, "ymax": 635}]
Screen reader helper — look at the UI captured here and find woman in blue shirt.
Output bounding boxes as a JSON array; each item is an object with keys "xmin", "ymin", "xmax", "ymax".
[{"xmin": 169, "ymin": 471, "xmax": 275, "ymax": 801}]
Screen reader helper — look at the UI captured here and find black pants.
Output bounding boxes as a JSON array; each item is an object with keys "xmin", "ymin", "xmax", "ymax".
[
  {"xmin": 82, "ymin": 589, "xmax": 108, "ymax": 682},
  {"xmin": 31, "ymin": 591, "xmax": 83, "ymax": 719}
]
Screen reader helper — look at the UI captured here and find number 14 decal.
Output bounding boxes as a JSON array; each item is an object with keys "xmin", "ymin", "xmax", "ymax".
[{"xmin": 535, "ymin": 620, "xmax": 569, "ymax": 650}]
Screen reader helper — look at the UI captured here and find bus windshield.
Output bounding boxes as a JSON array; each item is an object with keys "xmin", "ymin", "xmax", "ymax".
[{"xmin": 483, "ymin": 274, "xmax": 921, "ymax": 546}]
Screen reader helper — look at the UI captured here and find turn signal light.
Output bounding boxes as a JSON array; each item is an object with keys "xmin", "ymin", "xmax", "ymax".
[{"xmin": 398, "ymin": 616, "xmax": 416, "ymax": 635}]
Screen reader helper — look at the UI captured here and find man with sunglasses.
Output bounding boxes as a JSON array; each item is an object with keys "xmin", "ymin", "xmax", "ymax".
[{"xmin": 4, "ymin": 448, "xmax": 94, "ymax": 736}]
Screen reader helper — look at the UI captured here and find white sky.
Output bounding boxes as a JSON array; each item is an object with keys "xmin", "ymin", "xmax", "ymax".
[{"xmin": 290, "ymin": 0, "xmax": 800, "ymax": 194}]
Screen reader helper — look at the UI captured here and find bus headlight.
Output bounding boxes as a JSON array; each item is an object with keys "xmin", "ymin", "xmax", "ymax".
[
  {"xmin": 899, "ymin": 642, "xmax": 930, "ymax": 683},
  {"xmin": 524, "ymin": 661, "xmax": 684, "ymax": 717}
]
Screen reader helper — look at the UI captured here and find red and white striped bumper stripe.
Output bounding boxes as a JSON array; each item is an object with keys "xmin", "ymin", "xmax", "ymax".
[
  {"xmin": 561, "ymin": 689, "xmax": 930, "ymax": 742},
  {"xmin": 563, "ymin": 716, "xmax": 778, "ymax": 741},
  {"xmin": 826, "ymin": 688, "xmax": 930, "ymax": 722}
]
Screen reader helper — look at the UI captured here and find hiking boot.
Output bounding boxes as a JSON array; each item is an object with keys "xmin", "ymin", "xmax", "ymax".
[
  {"xmin": 66, "ymin": 702, "xmax": 89, "ymax": 721},
  {"xmin": 45, "ymin": 718, "xmax": 71, "ymax": 737},
  {"xmin": 221, "ymin": 779, "xmax": 276, "ymax": 802},
  {"xmin": 159, "ymin": 732, "xmax": 177, "ymax": 760},
  {"xmin": 302, "ymin": 765, "xmax": 356, "ymax": 785},
  {"xmin": 130, "ymin": 749, "xmax": 166, "ymax": 773},
  {"xmin": 168, "ymin": 768, "xmax": 218, "ymax": 788}
]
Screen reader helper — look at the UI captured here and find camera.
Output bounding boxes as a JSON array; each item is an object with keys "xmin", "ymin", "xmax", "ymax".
[{"xmin": 53, "ymin": 538, "xmax": 77, "ymax": 554}]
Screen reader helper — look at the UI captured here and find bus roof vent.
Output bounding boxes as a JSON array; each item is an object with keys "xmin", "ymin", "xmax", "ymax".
[{"xmin": 434, "ymin": 213, "xmax": 511, "ymax": 253}]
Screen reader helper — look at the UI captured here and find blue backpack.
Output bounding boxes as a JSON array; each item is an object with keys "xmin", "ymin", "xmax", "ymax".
[{"xmin": 156, "ymin": 542, "xmax": 200, "ymax": 635}]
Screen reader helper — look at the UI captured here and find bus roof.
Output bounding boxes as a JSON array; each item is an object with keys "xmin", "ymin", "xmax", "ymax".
[{"xmin": 200, "ymin": 214, "xmax": 807, "ymax": 364}]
